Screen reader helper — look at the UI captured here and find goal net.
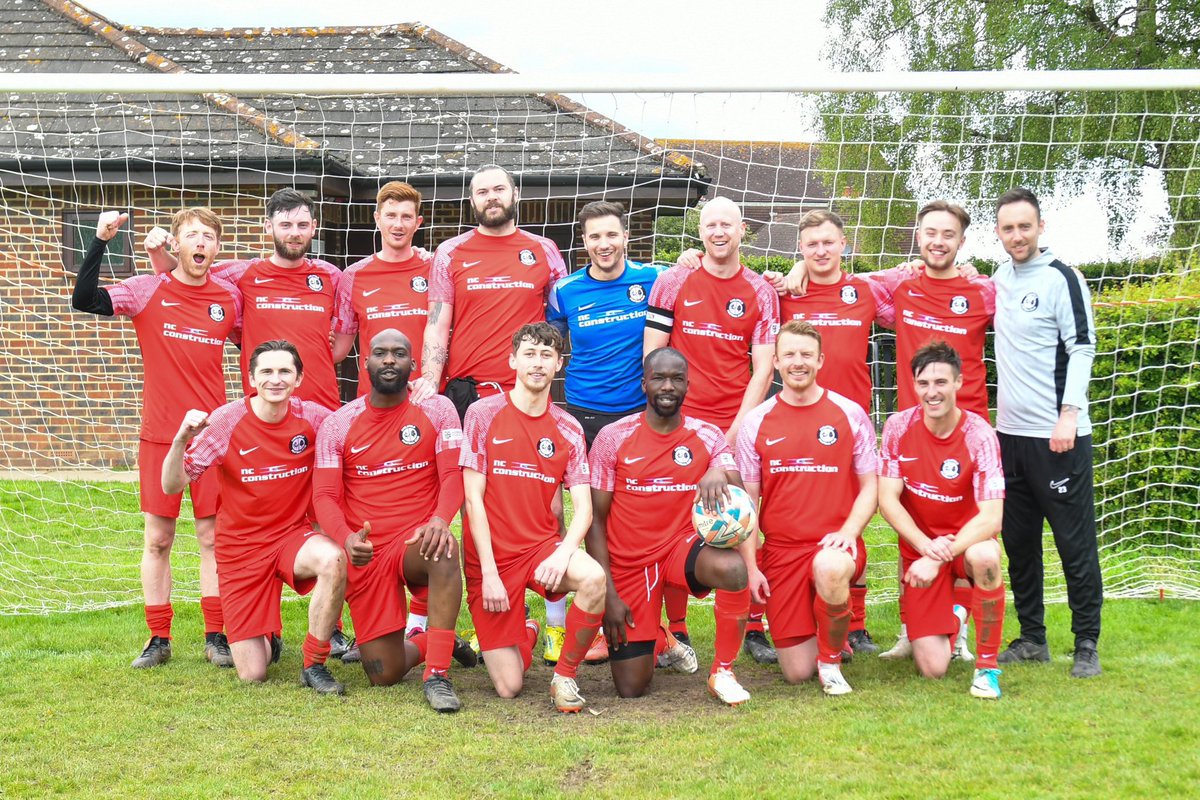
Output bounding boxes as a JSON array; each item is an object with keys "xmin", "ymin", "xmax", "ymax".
[{"xmin": 1, "ymin": 71, "xmax": 1197, "ymax": 614}]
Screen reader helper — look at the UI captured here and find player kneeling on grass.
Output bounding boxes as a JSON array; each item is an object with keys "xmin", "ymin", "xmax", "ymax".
[
  {"xmin": 312, "ymin": 329, "xmax": 477, "ymax": 713},
  {"xmin": 735, "ymin": 321, "xmax": 879, "ymax": 696},
  {"xmin": 460, "ymin": 322, "xmax": 606, "ymax": 713},
  {"xmin": 161, "ymin": 340, "xmax": 347, "ymax": 694},
  {"xmin": 586, "ymin": 347, "xmax": 755, "ymax": 705},
  {"xmin": 877, "ymin": 341, "xmax": 1007, "ymax": 699}
]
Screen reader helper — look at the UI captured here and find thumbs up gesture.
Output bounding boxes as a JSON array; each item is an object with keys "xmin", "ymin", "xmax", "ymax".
[{"xmin": 346, "ymin": 521, "xmax": 374, "ymax": 567}]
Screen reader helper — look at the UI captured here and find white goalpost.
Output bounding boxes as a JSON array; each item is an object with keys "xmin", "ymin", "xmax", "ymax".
[{"xmin": 1, "ymin": 70, "xmax": 1197, "ymax": 614}]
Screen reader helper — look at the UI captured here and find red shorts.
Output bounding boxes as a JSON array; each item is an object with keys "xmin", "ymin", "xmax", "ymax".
[
  {"xmin": 902, "ymin": 552, "xmax": 970, "ymax": 640},
  {"xmin": 219, "ymin": 525, "xmax": 317, "ymax": 643},
  {"xmin": 466, "ymin": 536, "xmax": 567, "ymax": 652},
  {"xmin": 762, "ymin": 540, "xmax": 867, "ymax": 646},
  {"xmin": 345, "ymin": 536, "xmax": 413, "ymax": 645},
  {"xmin": 139, "ymin": 439, "xmax": 220, "ymax": 519},
  {"xmin": 610, "ymin": 534, "xmax": 709, "ymax": 644}
]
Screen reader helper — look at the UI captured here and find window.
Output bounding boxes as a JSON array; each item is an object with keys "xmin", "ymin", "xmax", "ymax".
[{"xmin": 62, "ymin": 211, "xmax": 135, "ymax": 278}]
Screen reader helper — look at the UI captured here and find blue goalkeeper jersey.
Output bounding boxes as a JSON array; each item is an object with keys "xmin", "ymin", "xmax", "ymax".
[{"xmin": 547, "ymin": 260, "xmax": 666, "ymax": 413}]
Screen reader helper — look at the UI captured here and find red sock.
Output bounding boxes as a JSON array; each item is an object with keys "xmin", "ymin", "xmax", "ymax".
[
  {"xmin": 712, "ymin": 587, "xmax": 749, "ymax": 673},
  {"xmin": 301, "ymin": 632, "xmax": 332, "ymax": 669},
  {"xmin": 954, "ymin": 584, "xmax": 973, "ymax": 620},
  {"xmin": 408, "ymin": 631, "xmax": 428, "ymax": 661},
  {"xmin": 815, "ymin": 595, "xmax": 851, "ymax": 664},
  {"xmin": 422, "ymin": 628, "xmax": 454, "ymax": 680},
  {"xmin": 199, "ymin": 595, "xmax": 223, "ymax": 635},
  {"xmin": 145, "ymin": 603, "xmax": 173, "ymax": 639},
  {"xmin": 745, "ymin": 600, "xmax": 766, "ymax": 634},
  {"xmin": 849, "ymin": 585, "xmax": 867, "ymax": 633},
  {"xmin": 664, "ymin": 586, "xmax": 689, "ymax": 635},
  {"xmin": 519, "ymin": 621, "xmax": 538, "ymax": 672},
  {"xmin": 555, "ymin": 604, "xmax": 603, "ymax": 680},
  {"xmin": 409, "ymin": 589, "xmax": 429, "ymax": 618},
  {"xmin": 972, "ymin": 584, "xmax": 1006, "ymax": 669}
]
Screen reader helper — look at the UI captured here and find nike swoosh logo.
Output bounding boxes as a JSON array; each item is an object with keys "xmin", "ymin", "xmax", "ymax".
[
  {"xmin": 463, "ymin": 260, "xmax": 482, "ymax": 268},
  {"xmin": 765, "ymin": 437, "xmax": 786, "ymax": 446},
  {"xmin": 254, "ymin": 277, "xmax": 275, "ymax": 285},
  {"xmin": 898, "ymin": 455, "xmax": 919, "ymax": 462},
  {"xmin": 350, "ymin": 444, "xmax": 371, "ymax": 454},
  {"xmin": 238, "ymin": 447, "xmax": 259, "ymax": 456},
  {"xmin": 622, "ymin": 456, "xmax": 646, "ymax": 464},
  {"xmin": 1050, "ymin": 478, "xmax": 1070, "ymax": 489},
  {"xmin": 362, "ymin": 288, "xmax": 382, "ymax": 297},
  {"xmin": 906, "ymin": 290, "xmax": 924, "ymax": 297},
  {"xmin": 683, "ymin": 299, "xmax": 703, "ymax": 307},
  {"xmin": 160, "ymin": 300, "xmax": 181, "ymax": 307},
  {"xmin": 492, "ymin": 437, "xmax": 513, "ymax": 445},
  {"xmin": 578, "ymin": 302, "xmax": 598, "ymax": 311}
]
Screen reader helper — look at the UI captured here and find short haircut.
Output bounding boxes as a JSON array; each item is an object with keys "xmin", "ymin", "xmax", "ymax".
[
  {"xmin": 644, "ymin": 346, "xmax": 687, "ymax": 375},
  {"xmin": 910, "ymin": 339, "xmax": 961, "ymax": 378},
  {"xmin": 265, "ymin": 188, "xmax": 315, "ymax": 220},
  {"xmin": 376, "ymin": 181, "xmax": 422, "ymax": 210},
  {"xmin": 798, "ymin": 209, "xmax": 844, "ymax": 233},
  {"xmin": 917, "ymin": 200, "xmax": 970, "ymax": 232},
  {"xmin": 511, "ymin": 321, "xmax": 563, "ymax": 355},
  {"xmin": 778, "ymin": 319, "xmax": 822, "ymax": 352},
  {"xmin": 471, "ymin": 164, "xmax": 516, "ymax": 191},
  {"xmin": 996, "ymin": 186, "xmax": 1041, "ymax": 219},
  {"xmin": 170, "ymin": 206, "xmax": 222, "ymax": 240},
  {"xmin": 249, "ymin": 339, "xmax": 304, "ymax": 375},
  {"xmin": 578, "ymin": 200, "xmax": 627, "ymax": 232}
]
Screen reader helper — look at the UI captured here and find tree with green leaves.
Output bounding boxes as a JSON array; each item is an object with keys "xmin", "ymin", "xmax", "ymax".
[{"xmin": 817, "ymin": 1, "xmax": 1200, "ymax": 263}]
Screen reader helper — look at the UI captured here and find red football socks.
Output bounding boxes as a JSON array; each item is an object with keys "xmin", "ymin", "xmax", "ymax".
[
  {"xmin": 664, "ymin": 586, "xmax": 689, "ymax": 635},
  {"xmin": 972, "ymin": 584, "xmax": 1006, "ymax": 669},
  {"xmin": 849, "ymin": 585, "xmax": 867, "ymax": 633},
  {"xmin": 199, "ymin": 595, "xmax": 223, "ymax": 635},
  {"xmin": 301, "ymin": 632, "xmax": 332, "ymax": 669},
  {"xmin": 555, "ymin": 604, "xmax": 603, "ymax": 680},
  {"xmin": 815, "ymin": 595, "xmax": 851, "ymax": 664},
  {"xmin": 712, "ymin": 587, "xmax": 750, "ymax": 673},
  {"xmin": 519, "ymin": 620, "xmax": 539, "ymax": 672},
  {"xmin": 409, "ymin": 589, "xmax": 429, "ymax": 618},
  {"xmin": 422, "ymin": 627, "xmax": 454, "ymax": 680},
  {"xmin": 145, "ymin": 603, "xmax": 173, "ymax": 639},
  {"xmin": 954, "ymin": 584, "xmax": 974, "ymax": 621}
]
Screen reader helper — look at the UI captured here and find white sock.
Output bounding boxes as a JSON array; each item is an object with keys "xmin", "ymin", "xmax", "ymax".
[
  {"xmin": 545, "ymin": 597, "xmax": 567, "ymax": 628},
  {"xmin": 406, "ymin": 613, "xmax": 427, "ymax": 633},
  {"xmin": 898, "ymin": 623, "xmax": 908, "ymax": 641},
  {"xmin": 818, "ymin": 661, "xmax": 843, "ymax": 681}
]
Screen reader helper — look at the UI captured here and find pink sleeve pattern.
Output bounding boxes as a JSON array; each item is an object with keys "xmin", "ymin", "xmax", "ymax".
[
  {"xmin": 315, "ymin": 399, "xmax": 365, "ymax": 469},
  {"xmin": 688, "ymin": 418, "xmax": 736, "ymax": 472},
  {"xmin": 300, "ymin": 399, "xmax": 333, "ymax": 432},
  {"xmin": 747, "ymin": 270, "xmax": 780, "ymax": 346},
  {"xmin": 978, "ymin": 276, "xmax": 997, "ymax": 316},
  {"xmin": 183, "ymin": 401, "xmax": 247, "ymax": 481},
  {"xmin": 211, "ymin": 259, "xmax": 252, "ymax": 286},
  {"xmin": 551, "ymin": 406, "xmax": 590, "ymax": 488},
  {"xmin": 964, "ymin": 412, "xmax": 1006, "ymax": 501},
  {"xmin": 587, "ymin": 418, "xmax": 634, "ymax": 492},
  {"xmin": 878, "ymin": 409, "xmax": 915, "ymax": 479},
  {"xmin": 421, "ymin": 395, "xmax": 465, "ymax": 455},
  {"xmin": 538, "ymin": 236, "xmax": 568, "ymax": 294},
  {"xmin": 105, "ymin": 273, "xmax": 165, "ymax": 317},
  {"xmin": 428, "ymin": 233, "xmax": 471, "ymax": 305},
  {"xmin": 829, "ymin": 391, "xmax": 879, "ymax": 474},
  {"xmin": 733, "ymin": 399, "xmax": 772, "ymax": 483},
  {"xmin": 862, "ymin": 275, "xmax": 896, "ymax": 327},
  {"xmin": 459, "ymin": 395, "xmax": 503, "ymax": 472},
  {"xmin": 333, "ymin": 257, "xmax": 369, "ymax": 335}
]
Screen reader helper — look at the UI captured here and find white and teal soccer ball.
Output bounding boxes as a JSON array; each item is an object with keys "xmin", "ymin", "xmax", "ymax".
[{"xmin": 693, "ymin": 485, "xmax": 757, "ymax": 548}]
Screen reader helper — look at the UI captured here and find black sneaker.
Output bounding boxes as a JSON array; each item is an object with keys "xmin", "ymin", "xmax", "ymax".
[
  {"xmin": 329, "ymin": 629, "xmax": 352, "ymax": 659},
  {"xmin": 204, "ymin": 632, "xmax": 234, "ymax": 668},
  {"xmin": 340, "ymin": 638, "xmax": 361, "ymax": 664},
  {"xmin": 1071, "ymin": 640, "xmax": 1102, "ymax": 678},
  {"xmin": 131, "ymin": 636, "xmax": 172, "ymax": 669},
  {"xmin": 452, "ymin": 634, "xmax": 479, "ymax": 668},
  {"xmin": 997, "ymin": 637, "xmax": 1051, "ymax": 664},
  {"xmin": 743, "ymin": 629, "xmax": 778, "ymax": 664},
  {"xmin": 423, "ymin": 674, "xmax": 462, "ymax": 713},
  {"xmin": 673, "ymin": 631, "xmax": 692, "ymax": 649},
  {"xmin": 840, "ymin": 647, "xmax": 854, "ymax": 664},
  {"xmin": 848, "ymin": 629, "xmax": 880, "ymax": 655},
  {"xmin": 300, "ymin": 663, "xmax": 345, "ymax": 695},
  {"xmin": 270, "ymin": 633, "xmax": 283, "ymax": 664}
]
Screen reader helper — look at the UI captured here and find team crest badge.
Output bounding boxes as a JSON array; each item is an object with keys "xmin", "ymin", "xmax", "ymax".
[
  {"xmin": 400, "ymin": 425, "xmax": 421, "ymax": 445},
  {"xmin": 208, "ymin": 303, "xmax": 225, "ymax": 322},
  {"xmin": 949, "ymin": 295, "xmax": 969, "ymax": 315},
  {"xmin": 817, "ymin": 425, "xmax": 838, "ymax": 446},
  {"xmin": 537, "ymin": 437, "xmax": 556, "ymax": 458},
  {"xmin": 1021, "ymin": 292, "xmax": 1039, "ymax": 312},
  {"xmin": 306, "ymin": 274, "xmax": 324, "ymax": 292},
  {"xmin": 726, "ymin": 298, "xmax": 746, "ymax": 318},
  {"xmin": 519, "ymin": 248, "xmax": 538, "ymax": 266},
  {"xmin": 289, "ymin": 434, "xmax": 309, "ymax": 454},
  {"xmin": 411, "ymin": 275, "xmax": 429, "ymax": 293},
  {"xmin": 840, "ymin": 285, "xmax": 859, "ymax": 304},
  {"xmin": 627, "ymin": 284, "xmax": 646, "ymax": 303},
  {"xmin": 673, "ymin": 445, "xmax": 694, "ymax": 466},
  {"xmin": 940, "ymin": 459, "xmax": 961, "ymax": 479}
]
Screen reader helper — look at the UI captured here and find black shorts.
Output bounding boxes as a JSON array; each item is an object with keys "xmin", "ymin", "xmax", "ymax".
[{"xmin": 565, "ymin": 402, "xmax": 642, "ymax": 449}]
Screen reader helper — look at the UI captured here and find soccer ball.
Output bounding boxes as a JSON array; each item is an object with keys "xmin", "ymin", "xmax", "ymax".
[{"xmin": 693, "ymin": 486, "xmax": 757, "ymax": 548}]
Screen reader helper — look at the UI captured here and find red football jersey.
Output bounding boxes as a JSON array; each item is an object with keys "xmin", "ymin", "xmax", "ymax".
[
  {"xmin": 429, "ymin": 228, "xmax": 567, "ymax": 390},
  {"xmin": 779, "ymin": 273, "xmax": 891, "ymax": 413},
  {"xmin": 879, "ymin": 406, "xmax": 1005, "ymax": 558},
  {"xmin": 183, "ymin": 396, "xmax": 330, "ymax": 563},
  {"xmin": 891, "ymin": 273, "xmax": 995, "ymax": 419},
  {"xmin": 215, "ymin": 257, "xmax": 342, "ymax": 410},
  {"xmin": 105, "ymin": 273, "xmax": 241, "ymax": 443},
  {"xmin": 314, "ymin": 394, "xmax": 463, "ymax": 547},
  {"xmin": 646, "ymin": 263, "xmax": 779, "ymax": 430},
  {"xmin": 333, "ymin": 252, "xmax": 432, "ymax": 397},
  {"xmin": 459, "ymin": 393, "xmax": 588, "ymax": 570},
  {"xmin": 736, "ymin": 390, "xmax": 877, "ymax": 546},
  {"xmin": 589, "ymin": 414, "xmax": 735, "ymax": 569}
]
